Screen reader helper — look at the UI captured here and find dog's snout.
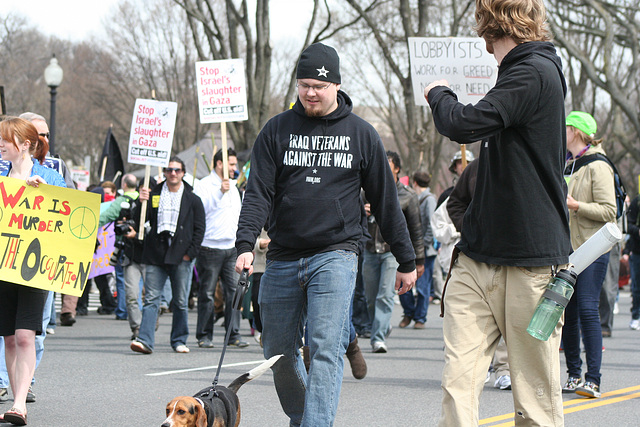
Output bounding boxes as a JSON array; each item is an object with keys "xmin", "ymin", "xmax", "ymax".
[{"xmin": 161, "ymin": 422, "xmax": 171, "ymax": 427}]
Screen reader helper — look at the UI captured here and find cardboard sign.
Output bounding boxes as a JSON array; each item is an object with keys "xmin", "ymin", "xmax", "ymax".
[
  {"xmin": 196, "ymin": 59, "xmax": 248, "ymax": 123},
  {"xmin": 0, "ymin": 176, "xmax": 101, "ymax": 296},
  {"xmin": 408, "ymin": 37, "xmax": 498, "ymax": 106},
  {"xmin": 127, "ymin": 98, "xmax": 178, "ymax": 167},
  {"xmin": 71, "ymin": 169, "xmax": 90, "ymax": 191},
  {"xmin": 88, "ymin": 223, "xmax": 115, "ymax": 279}
]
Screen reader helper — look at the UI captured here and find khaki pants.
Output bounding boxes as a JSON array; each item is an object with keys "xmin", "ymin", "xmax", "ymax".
[{"xmin": 439, "ymin": 253, "xmax": 566, "ymax": 427}]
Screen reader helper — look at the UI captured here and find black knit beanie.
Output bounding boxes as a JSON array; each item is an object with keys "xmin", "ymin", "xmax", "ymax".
[{"xmin": 296, "ymin": 43, "xmax": 341, "ymax": 84}]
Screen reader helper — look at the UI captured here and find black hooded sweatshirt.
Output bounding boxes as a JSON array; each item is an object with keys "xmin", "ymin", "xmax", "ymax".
[
  {"xmin": 236, "ymin": 91, "xmax": 416, "ymax": 272},
  {"xmin": 428, "ymin": 41, "xmax": 571, "ymax": 267}
]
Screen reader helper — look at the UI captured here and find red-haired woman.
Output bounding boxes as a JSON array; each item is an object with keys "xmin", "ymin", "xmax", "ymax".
[{"xmin": 0, "ymin": 117, "xmax": 65, "ymax": 425}]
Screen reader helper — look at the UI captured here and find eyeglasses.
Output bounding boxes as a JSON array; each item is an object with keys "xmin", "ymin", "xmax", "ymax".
[
  {"xmin": 163, "ymin": 167, "xmax": 183, "ymax": 174},
  {"xmin": 296, "ymin": 82, "xmax": 332, "ymax": 93},
  {"xmin": 39, "ymin": 133, "xmax": 50, "ymax": 139}
]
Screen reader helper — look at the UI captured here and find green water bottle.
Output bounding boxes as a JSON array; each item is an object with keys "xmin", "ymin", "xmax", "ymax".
[{"xmin": 526, "ymin": 269, "xmax": 577, "ymax": 341}]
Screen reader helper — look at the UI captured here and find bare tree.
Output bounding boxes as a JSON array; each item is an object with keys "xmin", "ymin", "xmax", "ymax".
[
  {"xmin": 548, "ymin": 0, "xmax": 640, "ymax": 193},
  {"xmin": 340, "ymin": 0, "xmax": 476, "ymax": 192}
]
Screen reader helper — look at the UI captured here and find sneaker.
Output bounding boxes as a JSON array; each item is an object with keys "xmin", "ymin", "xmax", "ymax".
[
  {"xmin": 130, "ymin": 340, "xmax": 153, "ymax": 354},
  {"xmin": 372, "ymin": 341, "xmax": 387, "ymax": 353},
  {"xmin": 494, "ymin": 375, "xmax": 512, "ymax": 390},
  {"xmin": 0, "ymin": 387, "xmax": 8, "ymax": 402},
  {"xmin": 228, "ymin": 339, "xmax": 249, "ymax": 348},
  {"xmin": 174, "ymin": 345, "xmax": 190, "ymax": 353},
  {"xmin": 562, "ymin": 376, "xmax": 584, "ymax": 393},
  {"xmin": 630, "ymin": 319, "xmax": 640, "ymax": 330},
  {"xmin": 576, "ymin": 381, "xmax": 601, "ymax": 398},
  {"xmin": 46, "ymin": 327, "xmax": 55, "ymax": 335},
  {"xmin": 26, "ymin": 386, "xmax": 36, "ymax": 403},
  {"xmin": 198, "ymin": 339, "xmax": 214, "ymax": 348},
  {"xmin": 399, "ymin": 316, "xmax": 412, "ymax": 328},
  {"xmin": 613, "ymin": 302, "xmax": 619, "ymax": 314},
  {"xmin": 485, "ymin": 371, "xmax": 491, "ymax": 384},
  {"xmin": 253, "ymin": 332, "xmax": 261, "ymax": 344}
]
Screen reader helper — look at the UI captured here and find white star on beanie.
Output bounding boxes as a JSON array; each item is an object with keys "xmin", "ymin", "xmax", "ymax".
[{"xmin": 317, "ymin": 66, "xmax": 329, "ymax": 77}]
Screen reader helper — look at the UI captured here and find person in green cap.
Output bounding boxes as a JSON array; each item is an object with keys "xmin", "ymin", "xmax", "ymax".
[{"xmin": 561, "ymin": 110, "xmax": 617, "ymax": 398}]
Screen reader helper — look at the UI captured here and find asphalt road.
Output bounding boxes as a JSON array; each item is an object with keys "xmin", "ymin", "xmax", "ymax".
[{"xmin": 4, "ymin": 288, "xmax": 639, "ymax": 426}]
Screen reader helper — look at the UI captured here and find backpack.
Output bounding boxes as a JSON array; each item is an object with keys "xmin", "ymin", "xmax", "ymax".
[{"xmin": 567, "ymin": 153, "xmax": 627, "ymax": 220}]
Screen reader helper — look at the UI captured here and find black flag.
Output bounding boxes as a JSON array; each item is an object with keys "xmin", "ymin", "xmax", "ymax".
[{"xmin": 100, "ymin": 127, "xmax": 125, "ymax": 187}]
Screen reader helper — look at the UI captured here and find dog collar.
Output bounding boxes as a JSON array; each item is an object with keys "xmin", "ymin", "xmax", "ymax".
[{"xmin": 195, "ymin": 397, "xmax": 205, "ymax": 408}]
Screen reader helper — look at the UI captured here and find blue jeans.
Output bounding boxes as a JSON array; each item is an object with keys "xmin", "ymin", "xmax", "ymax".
[
  {"xmin": 138, "ymin": 260, "xmax": 192, "ymax": 350},
  {"xmin": 362, "ymin": 251, "xmax": 398, "ymax": 344},
  {"xmin": 399, "ymin": 255, "xmax": 435, "ymax": 323},
  {"xmin": 630, "ymin": 253, "xmax": 640, "ymax": 320},
  {"xmin": 115, "ymin": 264, "xmax": 128, "ymax": 320},
  {"xmin": 259, "ymin": 250, "xmax": 357, "ymax": 427},
  {"xmin": 196, "ymin": 247, "xmax": 241, "ymax": 343},
  {"xmin": 0, "ymin": 337, "xmax": 6, "ymax": 388},
  {"xmin": 562, "ymin": 252, "xmax": 609, "ymax": 385}
]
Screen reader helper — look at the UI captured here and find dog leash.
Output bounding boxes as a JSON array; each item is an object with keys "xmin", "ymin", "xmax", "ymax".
[{"xmin": 210, "ymin": 268, "xmax": 250, "ymax": 392}]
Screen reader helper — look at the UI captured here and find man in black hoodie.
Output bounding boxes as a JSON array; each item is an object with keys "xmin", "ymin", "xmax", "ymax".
[
  {"xmin": 424, "ymin": 0, "xmax": 572, "ymax": 425},
  {"xmin": 235, "ymin": 43, "xmax": 417, "ymax": 426}
]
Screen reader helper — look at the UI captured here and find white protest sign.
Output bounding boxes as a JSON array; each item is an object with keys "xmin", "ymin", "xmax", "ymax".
[
  {"xmin": 408, "ymin": 37, "xmax": 498, "ymax": 106},
  {"xmin": 196, "ymin": 58, "xmax": 248, "ymax": 123},
  {"xmin": 127, "ymin": 99, "xmax": 178, "ymax": 167}
]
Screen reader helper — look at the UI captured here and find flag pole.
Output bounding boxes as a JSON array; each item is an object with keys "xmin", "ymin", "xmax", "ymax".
[{"xmin": 221, "ymin": 122, "xmax": 229, "ymax": 180}]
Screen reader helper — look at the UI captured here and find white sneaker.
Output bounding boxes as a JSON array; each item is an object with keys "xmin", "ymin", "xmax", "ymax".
[
  {"xmin": 254, "ymin": 332, "xmax": 261, "ymax": 344},
  {"xmin": 494, "ymin": 375, "xmax": 512, "ymax": 390},
  {"xmin": 46, "ymin": 327, "xmax": 55, "ymax": 335},
  {"xmin": 630, "ymin": 319, "xmax": 640, "ymax": 330},
  {"xmin": 174, "ymin": 345, "xmax": 190, "ymax": 353},
  {"xmin": 372, "ymin": 341, "xmax": 388, "ymax": 353},
  {"xmin": 613, "ymin": 302, "xmax": 619, "ymax": 314}
]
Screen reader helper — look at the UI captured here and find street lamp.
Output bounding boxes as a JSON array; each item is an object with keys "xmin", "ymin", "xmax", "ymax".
[{"xmin": 44, "ymin": 55, "xmax": 63, "ymax": 156}]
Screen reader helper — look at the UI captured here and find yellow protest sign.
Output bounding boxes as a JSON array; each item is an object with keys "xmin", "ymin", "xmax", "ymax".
[{"xmin": 0, "ymin": 176, "xmax": 101, "ymax": 296}]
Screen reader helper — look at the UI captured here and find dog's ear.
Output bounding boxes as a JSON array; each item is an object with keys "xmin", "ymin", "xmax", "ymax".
[{"xmin": 195, "ymin": 403, "xmax": 207, "ymax": 427}]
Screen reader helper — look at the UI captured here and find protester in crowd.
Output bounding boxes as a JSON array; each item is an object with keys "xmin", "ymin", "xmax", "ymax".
[
  {"xmin": 424, "ymin": 0, "xmax": 572, "ymax": 423},
  {"xmin": 363, "ymin": 151, "xmax": 424, "ymax": 352},
  {"xmin": 399, "ymin": 169, "xmax": 437, "ymax": 329},
  {"xmin": 436, "ymin": 149, "xmax": 475, "ymax": 208},
  {"xmin": 628, "ymin": 194, "xmax": 640, "ymax": 331},
  {"xmin": 0, "ymin": 117, "xmax": 66, "ymax": 425},
  {"xmin": 18, "ymin": 112, "xmax": 76, "ymax": 189},
  {"xmin": 194, "ymin": 148, "xmax": 248, "ymax": 349},
  {"xmin": 561, "ymin": 111, "xmax": 616, "ymax": 398},
  {"xmin": 600, "ymin": 223, "xmax": 622, "ymax": 338},
  {"xmin": 130, "ymin": 157, "xmax": 204, "ymax": 354},
  {"xmin": 235, "ymin": 43, "xmax": 417, "ymax": 426},
  {"xmin": 250, "ymin": 227, "xmax": 270, "ymax": 344},
  {"xmin": 101, "ymin": 180, "xmax": 117, "ymax": 202},
  {"xmin": 99, "ymin": 173, "xmax": 144, "ymax": 340}
]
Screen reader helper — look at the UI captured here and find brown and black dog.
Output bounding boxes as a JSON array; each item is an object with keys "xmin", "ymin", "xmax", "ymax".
[{"xmin": 162, "ymin": 355, "xmax": 282, "ymax": 427}]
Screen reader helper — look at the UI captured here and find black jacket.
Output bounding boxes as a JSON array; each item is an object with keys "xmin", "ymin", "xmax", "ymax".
[
  {"xmin": 236, "ymin": 90, "xmax": 416, "ymax": 272},
  {"xmin": 135, "ymin": 181, "xmax": 205, "ymax": 266},
  {"xmin": 429, "ymin": 41, "xmax": 571, "ymax": 267},
  {"xmin": 365, "ymin": 180, "xmax": 425, "ymax": 265}
]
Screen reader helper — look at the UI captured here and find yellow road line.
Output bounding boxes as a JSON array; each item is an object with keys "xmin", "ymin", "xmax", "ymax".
[{"xmin": 479, "ymin": 385, "xmax": 640, "ymax": 426}]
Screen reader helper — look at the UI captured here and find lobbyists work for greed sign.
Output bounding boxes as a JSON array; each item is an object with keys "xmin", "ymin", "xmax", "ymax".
[
  {"xmin": 408, "ymin": 37, "xmax": 498, "ymax": 106},
  {"xmin": 128, "ymin": 99, "xmax": 178, "ymax": 168},
  {"xmin": 0, "ymin": 176, "xmax": 101, "ymax": 296},
  {"xmin": 196, "ymin": 58, "xmax": 248, "ymax": 123}
]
